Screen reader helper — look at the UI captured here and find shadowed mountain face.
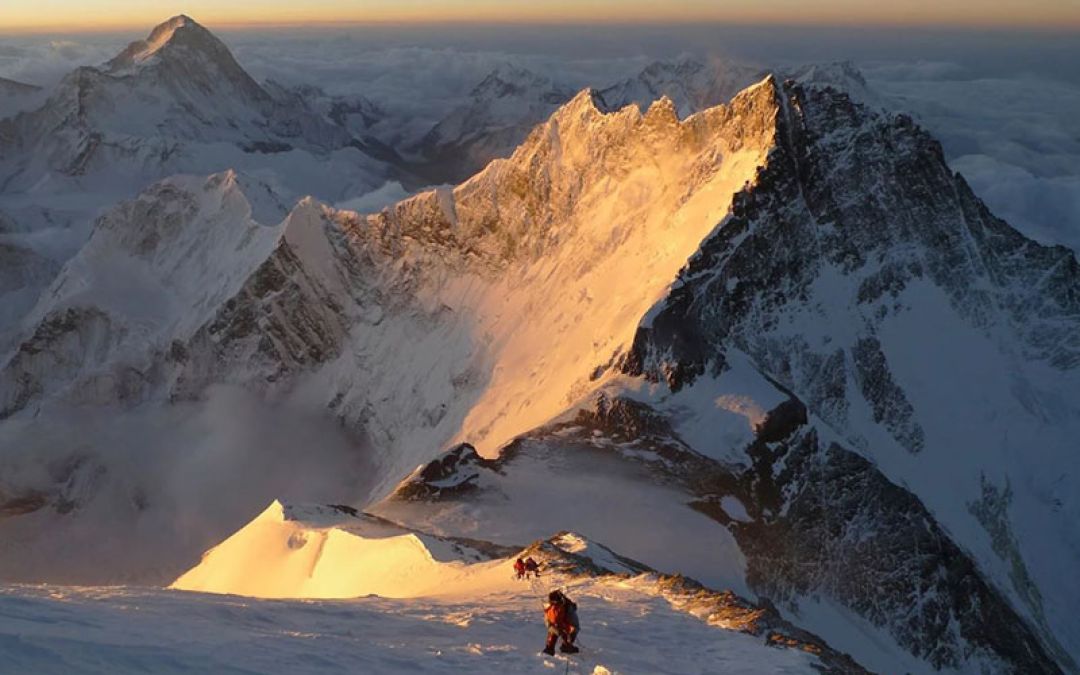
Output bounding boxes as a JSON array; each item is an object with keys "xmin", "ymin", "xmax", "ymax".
[{"xmin": 0, "ymin": 17, "xmax": 1076, "ymax": 673}]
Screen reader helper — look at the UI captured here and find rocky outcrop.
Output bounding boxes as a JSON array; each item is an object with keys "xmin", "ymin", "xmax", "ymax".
[{"xmin": 623, "ymin": 79, "xmax": 1080, "ymax": 398}]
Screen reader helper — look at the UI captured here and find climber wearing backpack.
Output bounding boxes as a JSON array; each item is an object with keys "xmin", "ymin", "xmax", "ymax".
[
  {"xmin": 524, "ymin": 556, "xmax": 541, "ymax": 578},
  {"xmin": 542, "ymin": 589, "xmax": 580, "ymax": 655},
  {"xmin": 514, "ymin": 557, "xmax": 527, "ymax": 580}
]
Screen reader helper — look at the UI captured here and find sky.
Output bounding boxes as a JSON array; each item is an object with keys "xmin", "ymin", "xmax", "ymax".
[{"xmin": 2, "ymin": 0, "xmax": 1080, "ymax": 32}]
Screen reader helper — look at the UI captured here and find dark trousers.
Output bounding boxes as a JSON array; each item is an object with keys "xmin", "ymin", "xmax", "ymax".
[{"xmin": 545, "ymin": 626, "xmax": 577, "ymax": 650}]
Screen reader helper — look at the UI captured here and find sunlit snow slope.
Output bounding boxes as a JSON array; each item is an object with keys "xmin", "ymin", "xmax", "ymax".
[{"xmin": 171, "ymin": 501, "xmax": 516, "ymax": 599}]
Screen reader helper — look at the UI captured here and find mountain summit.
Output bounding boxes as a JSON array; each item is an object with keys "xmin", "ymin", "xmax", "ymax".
[
  {"xmin": 101, "ymin": 14, "xmax": 271, "ymax": 114},
  {"xmin": 0, "ymin": 15, "xmax": 395, "ymax": 223},
  {"xmin": 109, "ymin": 16, "xmax": 217, "ymax": 67}
]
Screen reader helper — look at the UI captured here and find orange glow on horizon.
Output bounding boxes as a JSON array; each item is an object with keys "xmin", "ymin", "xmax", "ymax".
[{"xmin": 2, "ymin": 1, "xmax": 1079, "ymax": 34}]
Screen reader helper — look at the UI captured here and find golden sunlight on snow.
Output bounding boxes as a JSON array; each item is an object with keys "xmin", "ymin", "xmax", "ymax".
[
  {"xmin": 446, "ymin": 81, "xmax": 778, "ymax": 457},
  {"xmin": 170, "ymin": 502, "xmax": 517, "ymax": 599},
  {"xmin": 713, "ymin": 395, "xmax": 767, "ymax": 430}
]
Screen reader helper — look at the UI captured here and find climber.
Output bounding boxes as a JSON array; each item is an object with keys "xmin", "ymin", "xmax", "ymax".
[
  {"xmin": 514, "ymin": 557, "xmax": 527, "ymax": 580},
  {"xmin": 542, "ymin": 589, "xmax": 580, "ymax": 655},
  {"xmin": 524, "ymin": 556, "xmax": 541, "ymax": 578}
]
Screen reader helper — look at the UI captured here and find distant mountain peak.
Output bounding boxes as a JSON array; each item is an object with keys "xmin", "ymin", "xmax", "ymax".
[
  {"xmin": 599, "ymin": 57, "xmax": 767, "ymax": 117},
  {"xmin": 105, "ymin": 14, "xmax": 233, "ymax": 73},
  {"xmin": 470, "ymin": 63, "xmax": 567, "ymax": 101},
  {"xmin": 783, "ymin": 60, "xmax": 880, "ymax": 106},
  {"xmin": 641, "ymin": 58, "xmax": 705, "ymax": 77},
  {"xmin": 644, "ymin": 94, "xmax": 680, "ymax": 121}
]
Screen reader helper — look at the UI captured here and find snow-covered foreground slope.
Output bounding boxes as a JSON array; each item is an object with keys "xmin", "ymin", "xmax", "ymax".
[{"xmin": 0, "ymin": 580, "xmax": 832, "ymax": 675}]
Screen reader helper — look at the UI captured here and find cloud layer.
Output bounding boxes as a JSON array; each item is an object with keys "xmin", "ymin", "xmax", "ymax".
[
  {"xmin": 0, "ymin": 386, "xmax": 375, "ymax": 584},
  {"xmin": 864, "ymin": 64, "xmax": 1080, "ymax": 253}
]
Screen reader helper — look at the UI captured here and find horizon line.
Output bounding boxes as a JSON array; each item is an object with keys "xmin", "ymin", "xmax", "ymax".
[{"xmin": 3, "ymin": 15, "xmax": 1080, "ymax": 35}]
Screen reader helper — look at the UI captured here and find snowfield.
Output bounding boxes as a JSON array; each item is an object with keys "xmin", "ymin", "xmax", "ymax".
[{"xmin": 0, "ymin": 580, "xmax": 822, "ymax": 674}]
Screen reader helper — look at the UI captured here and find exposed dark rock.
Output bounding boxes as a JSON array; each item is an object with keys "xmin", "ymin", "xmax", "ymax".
[
  {"xmin": 511, "ymin": 394, "xmax": 1061, "ymax": 673},
  {"xmin": 394, "ymin": 443, "xmax": 504, "ymax": 501}
]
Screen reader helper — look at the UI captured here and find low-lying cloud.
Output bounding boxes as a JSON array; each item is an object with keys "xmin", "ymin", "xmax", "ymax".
[
  {"xmin": 865, "ymin": 66, "xmax": 1080, "ymax": 253},
  {"xmin": 0, "ymin": 36, "xmax": 122, "ymax": 87},
  {"xmin": 0, "ymin": 386, "xmax": 375, "ymax": 585}
]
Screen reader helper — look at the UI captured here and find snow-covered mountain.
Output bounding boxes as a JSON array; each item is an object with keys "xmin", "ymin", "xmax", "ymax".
[
  {"xmin": 410, "ymin": 64, "xmax": 573, "ymax": 183},
  {"xmin": 783, "ymin": 60, "xmax": 883, "ymax": 107},
  {"xmin": 0, "ymin": 76, "xmax": 40, "ymax": 97},
  {"xmin": 262, "ymin": 79, "xmax": 406, "ymax": 166},
  {"xmin": 0, "ymin": 80, "xmax": 776, "ymax": 481},
  {"xmin": 263, "ymin": 79, "xmax": 380, "ymax": 134},
  {"xmin": 0, "ymin": 16, "xmax": 404, "ymax": 389},
  {"xmin": 0, "ymin": 37, "xmax": 1077, "ymax": 673},
  {"xmin": 0, "ymin": 15, "xmax": 396, "ymax": 218},
  {"xmin": 601, "ymin": 79, "xmax": 1080, "ymax": 671}
]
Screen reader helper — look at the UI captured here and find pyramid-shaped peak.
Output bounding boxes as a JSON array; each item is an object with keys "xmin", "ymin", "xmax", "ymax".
[{"xmin": 106, "ymin": 14, "xmax": 227, "ymax": 71}]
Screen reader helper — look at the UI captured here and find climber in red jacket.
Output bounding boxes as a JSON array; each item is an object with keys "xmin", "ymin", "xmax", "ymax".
[{"xmin": 542, "ymin": 589, "xmax": 579, "ymax": 655}]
